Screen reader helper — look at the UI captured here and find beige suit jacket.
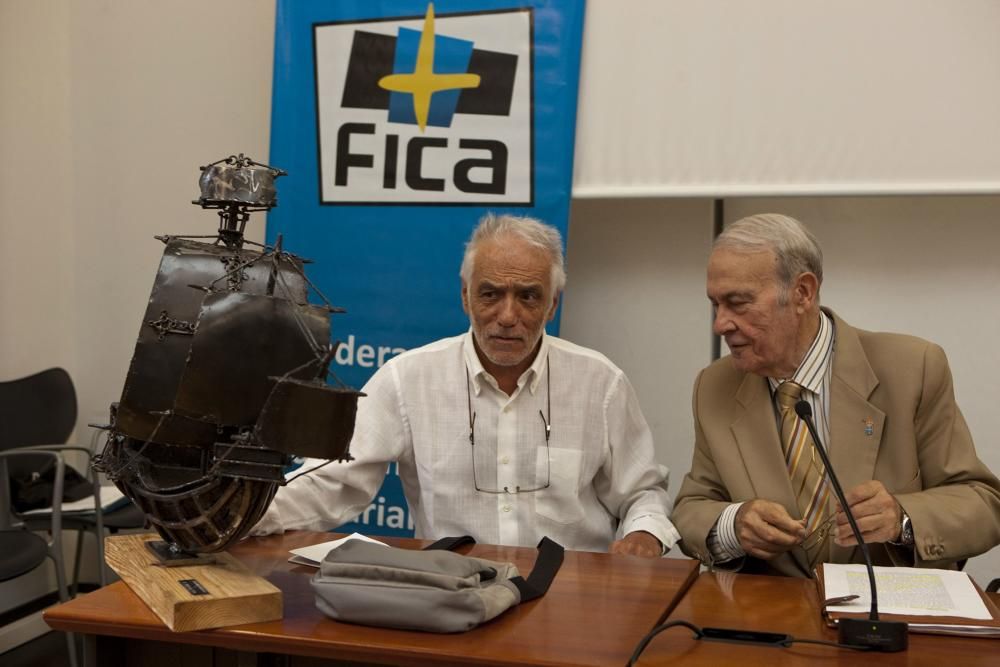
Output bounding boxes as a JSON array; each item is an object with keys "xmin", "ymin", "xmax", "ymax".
[{"xmin": 673, "ymin": 309, "xmax": 1000, "ymax": 577}]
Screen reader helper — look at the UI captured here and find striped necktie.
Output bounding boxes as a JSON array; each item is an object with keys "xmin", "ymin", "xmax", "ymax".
[{"xmin": 775, "ymin": 381, "xmax": 831, "ymax": 565}]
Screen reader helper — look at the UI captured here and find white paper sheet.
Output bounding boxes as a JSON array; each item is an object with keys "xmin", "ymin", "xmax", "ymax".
[
  {"xmin": 287, "ymin": 532, "xmax": 387, "ymax": 567},
  {"xmin": 822, "ymin": 564, "xmax": 991, "ymax": 620}
]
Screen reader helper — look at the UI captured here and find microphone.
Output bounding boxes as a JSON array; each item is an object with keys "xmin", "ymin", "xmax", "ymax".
[{"xmin": 794, "ymin": 400, "xmax": 908, "ymax": 652}]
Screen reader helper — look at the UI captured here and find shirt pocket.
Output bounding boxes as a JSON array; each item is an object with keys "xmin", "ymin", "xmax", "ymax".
[{"xmin": 534, "ymin": 447, "xmax": 585, "ymax": 524}]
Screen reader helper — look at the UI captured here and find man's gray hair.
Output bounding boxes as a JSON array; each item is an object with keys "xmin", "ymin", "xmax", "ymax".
[
  {"xmin": 714, "ymin": 214, "xmax": 824, "ymax": 294},
  {"xmin": 460, "ymin": 212, "xmax": 567, "ymax": 292}
]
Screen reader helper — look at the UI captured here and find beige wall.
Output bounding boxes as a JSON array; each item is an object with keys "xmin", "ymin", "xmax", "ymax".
[
  {"xmin": 0, "ymin": 0, "xmax": 275, "ymax": 428},
  {"xmin": 2, "ymin": 0, "xmax": 998, "ymax": 610},
  {"xmin": 563, "ymin": 196, "xmax": 1000, "ymax": 586},
  {"xmin": 0, "ymin": 0, "xmax": 276, "ymax": 625},
  {"xmin": 67, "ymin": 0, "xmax": 276, "ymax": 433},
  {"xmin": 0, "ymin": 0, "xmax": 76, "ymax": 623},
  {"xmin": 0, "ymin": 0, "xmax": 75, "ymax": 383},
  {"xmin": 561, "ymin": 198, "xmax": 714, "ymax": 498}
]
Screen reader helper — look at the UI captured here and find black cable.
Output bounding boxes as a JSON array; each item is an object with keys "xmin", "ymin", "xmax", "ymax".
[
  {"xmin": 627, "ymin": 621, "xmax": 702, "ymax": 665},
  {"xmin": 627, "ymin": 620, "xmax": 872, "ymax": 665},
  {"xmin": 284, "ymin": 458, "xmax": 335, "ymax": 484},
  {"xmin": 784, "ymin": 637, "xmax": 872, "ymax": 650}
]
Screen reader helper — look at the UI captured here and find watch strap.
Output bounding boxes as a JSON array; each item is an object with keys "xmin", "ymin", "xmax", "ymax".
[{"xmin": 890, "ymin": 511, "xmax": 914, "ymax": 546}]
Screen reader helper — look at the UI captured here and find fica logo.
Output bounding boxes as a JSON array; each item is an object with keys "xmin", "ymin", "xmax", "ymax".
[{"xmin": 314, "ymin": 3, "xmax": 533, "ymax": 205}]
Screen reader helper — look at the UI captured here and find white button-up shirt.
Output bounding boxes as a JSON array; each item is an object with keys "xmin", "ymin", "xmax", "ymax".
[{"xmin": 253, "ymin": 332, "xmax": 680, "ymax": 553}]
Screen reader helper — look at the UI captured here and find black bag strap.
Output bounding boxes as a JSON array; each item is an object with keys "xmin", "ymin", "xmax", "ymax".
[
  {"xmin": 423, "ymin": 535, "xmax": 476, "ymax": 551},
  {"xmin": 509, "ymin": 537, "xmax": 564, "ymax": 602},
  {"xmin": 423, "ymin": 535, "xmax": 565, "ymax": 602}
]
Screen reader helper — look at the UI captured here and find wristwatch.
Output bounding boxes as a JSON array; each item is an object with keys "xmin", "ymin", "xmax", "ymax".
[{"xmin": 891, "ymin": 511, "xmax": 914, "ymax": 546}]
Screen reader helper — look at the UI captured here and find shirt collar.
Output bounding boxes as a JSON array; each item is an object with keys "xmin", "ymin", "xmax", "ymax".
[
  {"xmin": 462, "ymin": 330, "xmax": 549, "ymax": 396},
  {"xmin": 768, "ymin": 310, "xmax": 835, "ymax": 396}
]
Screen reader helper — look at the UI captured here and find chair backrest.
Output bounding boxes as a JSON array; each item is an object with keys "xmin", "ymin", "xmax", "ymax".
[
  {"xmin": 0, "ymin": 367, "xmax": 77, "ymax": 451},
  {"xmin": 0, "ymin": 369, "xmax": 79, "ymax": 523}
]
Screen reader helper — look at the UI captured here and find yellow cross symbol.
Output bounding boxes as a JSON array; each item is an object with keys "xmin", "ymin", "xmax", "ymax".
[{"xmin": 378, "ymin": 3, "xmax": 481, "ymax": 132}]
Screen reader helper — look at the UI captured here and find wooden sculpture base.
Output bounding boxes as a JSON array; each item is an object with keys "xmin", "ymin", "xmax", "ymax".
[{"xmin": 104, "ymin": 533, "xmax": 282, "ymax": 632}]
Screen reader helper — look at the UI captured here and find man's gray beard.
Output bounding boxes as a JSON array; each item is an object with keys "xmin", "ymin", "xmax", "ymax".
[{"xmin": 473, "ymin": 327, "xmax": 544, "ymax": 368}]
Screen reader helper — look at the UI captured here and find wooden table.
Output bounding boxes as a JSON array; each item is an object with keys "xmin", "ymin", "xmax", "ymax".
[
  {"xmin": 44, "ymin": 531, "xmax": 699, "ymax": 667},
  {"xmin": 636, "ymin": 572, "xmax": 999, "ymax": 666}
]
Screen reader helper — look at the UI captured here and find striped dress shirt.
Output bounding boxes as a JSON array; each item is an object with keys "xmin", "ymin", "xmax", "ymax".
[{"xmin": 707, "ymin": 311, "xmax": 835, "ymax": 563}]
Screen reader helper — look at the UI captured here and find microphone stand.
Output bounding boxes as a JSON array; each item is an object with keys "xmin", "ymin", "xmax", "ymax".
[{"xmin": 795, "ymin": 400, "xmax": 908, "ymax": 652}]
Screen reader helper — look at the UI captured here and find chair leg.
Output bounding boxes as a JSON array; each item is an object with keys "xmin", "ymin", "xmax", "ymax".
[
  {"xmin": 72, "ymin": 528, "xmax": 85, "ymax": 597},
  {"xmin": 51, "ymin": 531, "xmax": 79, "ymax": 667},
  {"xmin": 64, "ymin": 630, "xmax": 79, "ymax": 667},
  {"xmin": 53, "ymin": 545, "xmax": 71, "ymax": 604},
  {"xmin": 95, "ymin": 524, "xmax": 107, "ymax": 587}
]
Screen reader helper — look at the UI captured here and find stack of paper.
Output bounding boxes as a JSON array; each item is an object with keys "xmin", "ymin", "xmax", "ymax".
[
  {"xmin": 287, "ymin": 533, "xmax": 388, "ymax": 567},
  {"xmin": 818, "ymin": 563, "xmax": 1000, "ymax": 637}
]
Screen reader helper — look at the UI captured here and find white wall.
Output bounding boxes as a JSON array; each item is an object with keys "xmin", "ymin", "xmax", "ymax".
[
  {"xmin": 0, "ymin": 0, "xmax": 77, "ymax": 624},
  {"xmin": 727, "ymin": 197, "xmax": 1000, "ymax": 585},
  {"xmin": 574, "ymin": 0, "xmax": 1000, "ymax": 196},
  {"xmin": 65, "ymin": 0, "xmax": 276, "ymax": 433},
  {"xmin": 0, "ymin": 0, "xmax": 75, "ymax": 384},
  {"xmin": 561, "ymin": 198, "xmax": 713, "ymax": 496},
  {"xmin": 2, "ymin": 0, "xmax": 998, "ymax": 604},
  {"xmin": 562, "ymin": 196, "xmax": 1000, "ymax": 585},
  {"xmin": 2, "ymin": 0, "xmax": 276, "ymax": 423},
  {"xmin": 0, "ymin": 0, "xmax": 276, "ymax": 631}
]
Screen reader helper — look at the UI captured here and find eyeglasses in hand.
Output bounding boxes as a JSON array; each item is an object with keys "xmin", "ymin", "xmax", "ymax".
[{"xmin": 800, "ymin": 512, "xmax": 837, "ymax": 564}]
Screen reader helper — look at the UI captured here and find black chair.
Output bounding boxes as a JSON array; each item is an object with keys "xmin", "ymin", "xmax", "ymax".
[
  {"xmin": 53, "ymin": 434, "xmax": 149, "ymax": 595},
  {"xmin": 1, "ymin": 369, "xmax": 149, "ymax": 596},
  {"xmin": 0, "ymin": 448, "xmax": 78, "ymax": 667},
  {"xmin": 0, "ymin": 369, "xmax": 113, "ymax": 588},
  {"xmin": 987, "ymin": 579, "xmax": 1000, "ymax": 593}
]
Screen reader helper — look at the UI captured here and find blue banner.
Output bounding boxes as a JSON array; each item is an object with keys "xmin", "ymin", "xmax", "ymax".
[{"xmin": 267, "ymin": 0, "xmax": 585, "ymax": 537}]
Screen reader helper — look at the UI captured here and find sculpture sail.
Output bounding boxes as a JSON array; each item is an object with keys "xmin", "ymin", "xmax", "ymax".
[{"xmin": 95, "ymin": 155, "xmax": 362, "ymax": 554}]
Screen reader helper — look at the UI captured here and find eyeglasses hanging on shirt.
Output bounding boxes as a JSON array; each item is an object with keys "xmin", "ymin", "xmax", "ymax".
[{"xmin": 466, "ymin": 357, "xmax": 551, "ymax": 494}]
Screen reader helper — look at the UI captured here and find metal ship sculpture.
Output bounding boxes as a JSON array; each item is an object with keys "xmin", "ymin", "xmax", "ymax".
[{"xmin": 94, "ymin": 154, "xmax": 361, "ymax": 560}]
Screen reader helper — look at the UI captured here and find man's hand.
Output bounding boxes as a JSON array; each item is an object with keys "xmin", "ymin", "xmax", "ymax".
[
  {"xmin": 609, "ymin": 530, "xmax": 662, "ymax": 558},
  {"xmin": 735, "ymin": 499, "xmax": 806, "ymax": 560},
  {"xmin": 833, "ymin": 480, "xmax": 902, "ymax": 546}
]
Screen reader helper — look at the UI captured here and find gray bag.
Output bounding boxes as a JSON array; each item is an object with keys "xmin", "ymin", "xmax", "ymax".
[{"xmin": 311, "ymin": 536, "xmax": 564, "ymax": 633}]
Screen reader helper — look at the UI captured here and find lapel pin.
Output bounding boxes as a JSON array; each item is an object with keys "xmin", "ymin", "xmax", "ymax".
[{"xmin": 863, "ymin": 417, "xmax": 875, "ymax": 437}]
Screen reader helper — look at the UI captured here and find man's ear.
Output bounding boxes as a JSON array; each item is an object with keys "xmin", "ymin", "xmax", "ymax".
[
  {"xmin": 793, "ymin": 272, "xmax": 819, "ymax": 312},
  {"xmin": 461, "ymin": 281, "xmax": 470, "ymax": 315},
  {"xmin": 547, "ymin": 291, "xmax": 561, "ymax": 322}
]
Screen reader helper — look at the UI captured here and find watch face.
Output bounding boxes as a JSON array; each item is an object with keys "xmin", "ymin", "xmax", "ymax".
[
  {"xmin": 901, "ymin": 515, "xmax": 914, "ymax": 544},
  {"xmin": 891, "ymin": 514, "xmax": 914, "ymax": 546}
]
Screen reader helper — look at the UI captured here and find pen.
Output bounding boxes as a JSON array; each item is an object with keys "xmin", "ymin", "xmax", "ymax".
[{"xmin": 823, "ymin": 594, "xmax": 860, "ymax": 607}]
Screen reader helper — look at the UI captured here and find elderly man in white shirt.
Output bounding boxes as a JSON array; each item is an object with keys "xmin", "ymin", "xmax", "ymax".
[{"xmin": 253, "ymin": 213, "xmax": 679, "ymax": 557}]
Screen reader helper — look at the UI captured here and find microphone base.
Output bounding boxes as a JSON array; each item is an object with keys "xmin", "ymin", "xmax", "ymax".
[{"xmin": 838, "ymin": 618, "xmax": 908, "ymax": 652}]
